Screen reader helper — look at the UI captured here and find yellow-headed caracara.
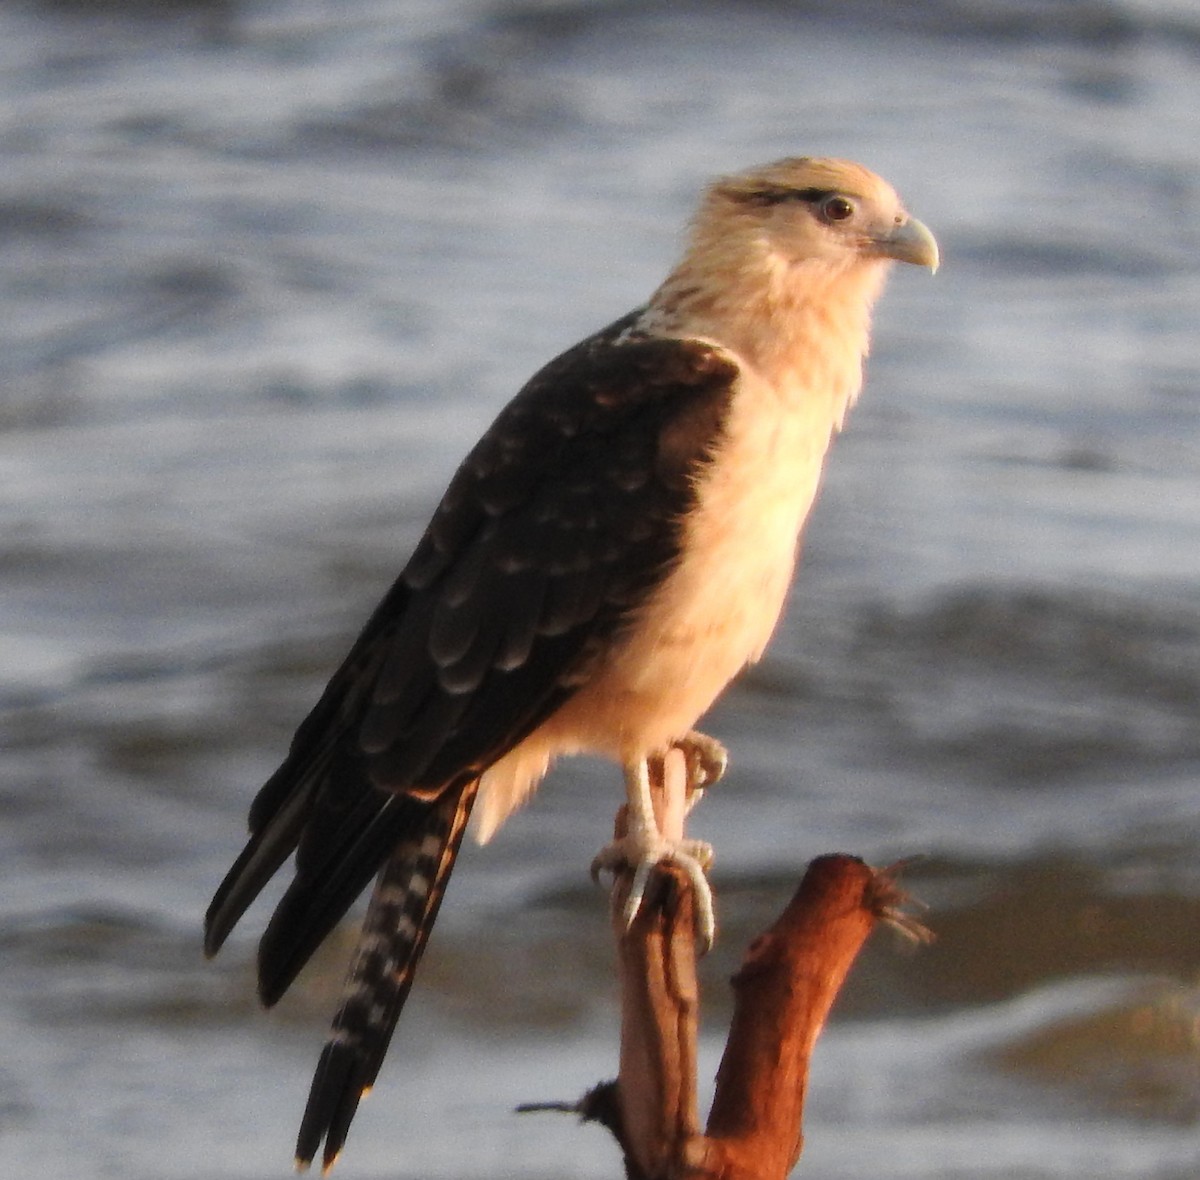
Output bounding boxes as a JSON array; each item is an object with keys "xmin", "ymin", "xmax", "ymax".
[{"xmin": 205, "ymin": 157, "xmax": 938, "ymax": 1172}]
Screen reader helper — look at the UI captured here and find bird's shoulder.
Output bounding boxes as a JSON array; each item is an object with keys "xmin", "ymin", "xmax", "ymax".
[
  {"xmin": 511, "ymin": 308, "xmax": 740, "ymax": 435},
  {"xmin": 404, "ymin": 309, "xmax": 741, "ymax": 590}
]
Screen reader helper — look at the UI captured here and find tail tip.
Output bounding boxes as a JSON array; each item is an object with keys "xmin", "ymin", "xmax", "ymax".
[{"xmin": 293, "ymin": 1148, "xmax": 341, "ymax": 1176}]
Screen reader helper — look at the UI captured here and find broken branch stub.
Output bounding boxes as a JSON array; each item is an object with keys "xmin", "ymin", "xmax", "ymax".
[{"xmin": 573, "ymin": 747, "xmax": 926, "ymax": 1180}]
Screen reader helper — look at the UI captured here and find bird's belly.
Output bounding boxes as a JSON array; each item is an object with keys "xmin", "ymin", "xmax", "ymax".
[
  {"xmin": 556, "ymin": 384, "xmax": 830, "ymax": 756},
  {"xmin": 592, "ymin": 555, "xmax": 793, "ymax": 745},
  {"xmin": 594, "ymin": 496, "xmax": 809, "ymax": 744},
  {"xmin": 473, "ymin": 525, "xmax": 801, "ymax": 842},
  {"xmin": 473, "ymin": 371, "xmax": 837, "ymax": 840}
]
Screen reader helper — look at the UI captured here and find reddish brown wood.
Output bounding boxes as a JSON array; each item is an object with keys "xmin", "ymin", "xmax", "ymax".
[
  {"xmin": 611, "ymin": 749, "xmax": 702, "ymax": 1180},
  {"xmin": 583, "ymin": 754, "xmax": 925, "ymax": 1180},
  {"xmin": 695, "ymin": 855, "xmax": 885, "ymax": 1180}
]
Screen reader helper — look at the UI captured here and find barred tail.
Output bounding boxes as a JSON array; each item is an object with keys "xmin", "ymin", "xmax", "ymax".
[{"xmin": 295, "ymin": 781, "xmax": 478, "ymax": 1174}]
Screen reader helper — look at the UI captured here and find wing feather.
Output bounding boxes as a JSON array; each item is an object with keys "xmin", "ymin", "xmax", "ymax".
[{"xmin": 207, "ymin": 308, "xmax": 738, "ymax": 1009}]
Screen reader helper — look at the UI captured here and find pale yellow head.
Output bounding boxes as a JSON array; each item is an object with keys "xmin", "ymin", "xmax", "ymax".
[
  {"xmin": 694, "ymin": 156, "xmax": 938, "ymax": 275},
  {"xmin": 650, "ymin": 157, "xmax": 937, "ymax": 389}
]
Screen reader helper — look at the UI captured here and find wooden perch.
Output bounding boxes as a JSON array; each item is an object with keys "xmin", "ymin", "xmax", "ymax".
[
  {"xmin": 698, "ymin": 854, "xmax": 895, "ymax": 1180},
  {"xmin": 552, "ymin": 749, "xmax": 927, "ymax": 1180},
  {"xmin": 607, "ymin": 750, "xmax": 702, "ymax": 1180}
]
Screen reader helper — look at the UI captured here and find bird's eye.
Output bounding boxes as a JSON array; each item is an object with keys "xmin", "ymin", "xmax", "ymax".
[{"xmin": 818, "ymin": 195, "xmax": 855, "ymax": 223}]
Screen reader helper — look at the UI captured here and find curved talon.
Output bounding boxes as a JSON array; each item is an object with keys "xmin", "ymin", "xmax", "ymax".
[
  {"xmin": 623, "ymin": 859, "xmax": 655, "ymax": 929},
  {"xmin": 675, "ymin": 846, "xmax": 716, "ymax": 952},
  {"xmin": 589, "ymin": 845, "xmax": 620, "ymax": 885},
  {"xmin": 675, "ymin": 731, "xmax": 728, "ymax": 792},
  {"xmin": 618, "ymin": 841, "xmax": 716, "ymax": 951},
  {"xmin": 662, "ymin": 732, "xmax": 727, "ymax": 819}
]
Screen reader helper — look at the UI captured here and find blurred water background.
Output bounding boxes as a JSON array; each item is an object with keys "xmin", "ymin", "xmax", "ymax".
[{"xmin": 2, "ymin": 0, "xmax": 1200, "ymax": 1177}]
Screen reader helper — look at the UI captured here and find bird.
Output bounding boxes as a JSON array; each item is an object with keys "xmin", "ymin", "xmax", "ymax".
[{"xmin": 204, "ymin": 156, "xmax": 938, "ymax": 1173}]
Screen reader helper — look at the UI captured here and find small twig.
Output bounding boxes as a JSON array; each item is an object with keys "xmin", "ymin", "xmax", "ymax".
[
  {"xmin": 516, "ymin": 1080, "xmax": 624, "ymax": 1136},
  {"xmin": 867, "ymin": 857, "xmax": 936, "ymax": 946}
]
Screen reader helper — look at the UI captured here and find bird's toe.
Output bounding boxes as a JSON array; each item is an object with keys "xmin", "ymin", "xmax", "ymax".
[
  {"xmin": 674, "ymin": 731, "xmax": 728, "ymax": 793},
  {"xmin": 592, "ymin": 829, "xmax": 716, "ymax": 950}
]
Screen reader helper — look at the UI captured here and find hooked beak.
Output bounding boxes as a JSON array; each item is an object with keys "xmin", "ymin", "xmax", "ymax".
[{"xmin": 873, "ymin": 216, "xmax": 939, "ymax": 272}]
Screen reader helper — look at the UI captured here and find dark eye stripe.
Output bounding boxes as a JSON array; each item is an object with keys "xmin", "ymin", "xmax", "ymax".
[
  {"xmin": 741, "ymin": 186, "xmax": 839, "ymax": 208},
  {"xmin": 791, "ymin": 187, "xmax": 837, "ymax": 203}
]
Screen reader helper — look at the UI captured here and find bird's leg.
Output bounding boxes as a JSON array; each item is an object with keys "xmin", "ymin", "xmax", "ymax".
[
  {"xmin": 622, "ymin": 754, "xmax": 718, "ymax": 947},
  {"xmin": 591, "ymin": 745, "xmax": 719, "ymax": 950}
]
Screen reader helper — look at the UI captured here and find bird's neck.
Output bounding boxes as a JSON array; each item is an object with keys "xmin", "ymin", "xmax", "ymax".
[{"xmin": 647, "ymin": 243, "xmax": 892, "ymax": 422}]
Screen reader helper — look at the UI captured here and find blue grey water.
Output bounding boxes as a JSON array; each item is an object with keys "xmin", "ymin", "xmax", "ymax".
[{"xmin": 2, "ymin": 0, "xmax": 1199, "ymax": 1176}]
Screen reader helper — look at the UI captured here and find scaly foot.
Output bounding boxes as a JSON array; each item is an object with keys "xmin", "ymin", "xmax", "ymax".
[{"xmin": 590, "ymin": 749, "xmax": 719, "ymax": 949}]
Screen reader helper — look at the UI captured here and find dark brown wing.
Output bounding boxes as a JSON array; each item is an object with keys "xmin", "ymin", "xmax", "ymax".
[
  {"xmin": 205, "ymin": 311, "xmax": 737, "ymax": 1004},
  {"xmin": 358, "ymin": 314, "xmax": 738, "ymax": 789}
]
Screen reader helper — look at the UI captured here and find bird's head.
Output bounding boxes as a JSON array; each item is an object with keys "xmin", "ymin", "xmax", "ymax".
[
  {"xmin": 697, "ymin": 156, "xmax": 939, "ymax": 277},
  {"xmin": 651, "ymin": 157, "xmax": 937, "ymax": 400}
]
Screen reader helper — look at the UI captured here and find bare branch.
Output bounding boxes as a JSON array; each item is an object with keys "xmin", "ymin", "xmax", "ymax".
[
  {"xmin": 543, "ymin": 753, "xmax": 927, "ymax": 1180},
  {"xmin": 610, "ymin": 749, "xmax": 702, "ymax": 1180}
]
